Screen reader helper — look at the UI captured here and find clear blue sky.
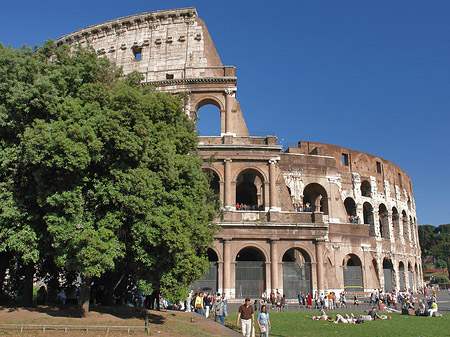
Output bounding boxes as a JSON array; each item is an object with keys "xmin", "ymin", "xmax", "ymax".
[{"xmin": 2, "ymin": 0, "xmax": 449, "ymax": 226}]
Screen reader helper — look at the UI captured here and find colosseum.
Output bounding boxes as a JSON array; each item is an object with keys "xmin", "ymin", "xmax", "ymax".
[{"xmin": 56, "ymin": 7, "xmax": 423, "ymax": 299}]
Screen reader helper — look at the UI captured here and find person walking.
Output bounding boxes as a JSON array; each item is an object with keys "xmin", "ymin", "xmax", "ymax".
[
  {"xmin": 237, "ymin": 297, "xmax": 255, "ymax": 337},
  {"xmin": 257, "ymin": 305, "xmax": 271, "ymax": 337},
  {"xmin": 212, "ymin": 293, "xmax": 225, "ymax": 325},
  {"xmin": 194, "ymin": 292, "xmax": 205, "ymax": 316}
]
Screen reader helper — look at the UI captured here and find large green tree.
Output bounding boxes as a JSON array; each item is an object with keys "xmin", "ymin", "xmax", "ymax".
[{"xmin": 0, "ymin": 42, "xmax": 217, "ymax": 314}]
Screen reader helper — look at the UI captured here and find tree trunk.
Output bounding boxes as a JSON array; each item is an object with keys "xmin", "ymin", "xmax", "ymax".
[
  {"xmin": 22, "ymin": 262, "xmax": 35, "ymax": 307},
  {"xmin": 79, "ymin": 275, "xmax": 92, "ymax": 317},
  {"xmin": 103, "ymin": 272, "xmax": 116, "ymax": 306}
]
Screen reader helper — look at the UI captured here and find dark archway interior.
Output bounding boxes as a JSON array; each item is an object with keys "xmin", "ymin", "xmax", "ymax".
[
  {"xmin": 303, "ymin": 183, "xmax": 328, "ymax": 214},
  {"xmin": 361, "ymin": 180, "xmax": 371, "ymax": 197},
  {"xmin": 282, "ymin": 248, "xmax": 311, "ymax": 263},
  {"xmin": 383, "ymin": 259, "xmax": 393, "ymax": 269},
  {"xmin": 204, "ymin": 169, "xmax": 220, "ymax": 195},
  {"xmin": 344, "ymin": 198, "xmax": 356, "ymax": 216},
  {"xmin": 236, "ymin": 248, "xmax": 265, "ymax": 261},
  {"xmin": 236, "ymin": 182, "xmax": 257, "ymax": 206},
  {"xmin": 345, "ymin": 254, "xmax": 362, "ymax": 267},
  {"xmin": 207, "ymin": 248, "xmax": 218, "ymax": 262}
]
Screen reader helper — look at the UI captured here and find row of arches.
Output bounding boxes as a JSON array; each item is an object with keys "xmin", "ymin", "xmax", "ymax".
[
  {"xmin": 192, "ymin": 248, "xmax": 369, "ymax": 298},
  {"xmin": 204, "ymin": 168, "xmax": 330, "ymax": 213},
  {"xmin": 380, "ymin": 259, "xmax": 419, "ymax": 292},
  {"xmin": 344, "ymin": 197, "xmax": 416, "ymax": 239},
  {"xmin": 360, "ymin": 180, "xmax": 413, "ymax": 209}
]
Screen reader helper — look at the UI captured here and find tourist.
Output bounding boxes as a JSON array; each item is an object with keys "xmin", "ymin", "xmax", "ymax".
[
  {"xmin": 307, "ymin": 309, "xmax": 330, "ymax": 321},
  {"xmin": 257, "ymin": 305, "xmax": 271, "ymax": 337},
  {"xmin": 212, "ymin": 294, "xmax": 225, "ymax": 325},
  {"xmin": 194, "ymin": 292, "xmax": 204, "ymax": 316},
  {"xmin": 333, "ymin": 313, "xmax": 356, "ymax": 324},
  {"xmin": 222, "ymin": 292, "xmax": 228, "ymax": 317},
  {"xmin": 204, "ymin": 292, "xmax": 212, "ymax": 318},
  {"xmin": 428, "ymin": 298, "xmax": 438, "ymax": 316},
  {"xmin": 237, "ymin": 297, "xmax": 255, "ymax": 337},
  {"xmin": 37, "ymin": 286, "xmax": 47, "ymax": 305}
]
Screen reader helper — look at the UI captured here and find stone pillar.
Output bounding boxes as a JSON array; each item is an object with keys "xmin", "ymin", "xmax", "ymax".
[
  {"xmin": 315, "ymin": 239, "xmax": 325, "ymax": 295},
  {"xmin": 223, "ymin": 239, "xmax": 232, "ymax": 297},
  {"xmin": 224, "ymin": 90, "xmax": 234, "ymax": 134},
  {"xmin": 270, "ymin": 239, "xmax": 279, "ymax": 292},
  {"xmin": 269, "ymin": 158, "xmax": 279, "ymax": 211},
  {"xmin": 224, "ymin": 159, "xmax": 233, "ymax": 207}
]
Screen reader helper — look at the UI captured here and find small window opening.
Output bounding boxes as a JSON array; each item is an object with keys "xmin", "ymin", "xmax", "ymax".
[
  {"xmin": 133, "ymin": 47, "xmax": 142, "ymax": 62},
  {"xmin": 342, "ymin": 153, "xmax": 349, "ymax": 166},
  {"xmin": 166, "ymin": 73, "xmax": 174, "ymax": 79},
  {"xmin": 398, "ymin": 173, "xmax": 402, "ymax": 188},
  {"xmin": 376, "ymin": 161, "xmax": 382, "ymax": 174}
]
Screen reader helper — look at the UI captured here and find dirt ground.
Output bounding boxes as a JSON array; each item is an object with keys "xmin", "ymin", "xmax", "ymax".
[{"xmin": 0, "ymin": 305, "xmax": 241, "ymax": 336}]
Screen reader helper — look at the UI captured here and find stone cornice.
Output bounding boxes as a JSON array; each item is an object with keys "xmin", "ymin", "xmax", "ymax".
[
  {"xmin": 55, "ymin": 7, "xmax": 197, "ymax": 45},
  {"xmin": 143, "ymin": 77, "xmax": 237, "ymax": 87}
]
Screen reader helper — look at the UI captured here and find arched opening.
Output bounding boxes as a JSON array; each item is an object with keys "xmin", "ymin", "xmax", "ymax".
[
  {"xmin": 414, "ymin": 263, "xmax": 419, "ymax": 290},
  {"xmin": 399, "ymin": 262, "xmax": 406, "ymax": 291},
  {"xmin": 344, "ymin": 197, "xmax": 357, "ymax": 223},
  {"xmin": 361, "ymin": 180, "xmax": 372, "ymax": 197},
  {"xmin": 379, "ymin": 204, "xmax": 389, "ymax": 238},
  {"xmin": 392, "ymin": 207, "xmax": 399, "ymax": 238},
  {"xmin": 402, "ymin": 210, "xmax": 409, "ymax": 240},
  {"xmin": 235, "ymin": 247, "xmax": 266, "ymax": 298},
  {"xmin": 303, "ymin": 183, "xmax": 328, "ymax": 214},
  {"xmin": 236, "ymin": 169, "xmax": 265, "ymax": 210},
  {"xmin": 343, "ymin": 254, "xmax": 363, "ymax": 291},
  {"xmin": 363, "ymin": 202, "xmax": 375, "ymax": 236},
  {"xmin": 282, "ymin": 248, "xmax": 312, "ymax": 298},
  {"xmin": 383, "ymin": 259, "xmax": 394, "ymax": 292},
  {"xmin": 196, "ymin": 102, "xmax": 221, "ymax": 136},
  {"xmin": 408, "ymin": 262, "xmax": 413, "ymax": 291},
  {"xmin": 203, "ymin": 169, "xmax": 220, "ymax": 196},
  {"xmin": 191, "ymin": 248, "xmax": 219, "ymax": 292},
  {"xmin": 410, "ymin": 216, "xmax": 414, "ymax": 241}
]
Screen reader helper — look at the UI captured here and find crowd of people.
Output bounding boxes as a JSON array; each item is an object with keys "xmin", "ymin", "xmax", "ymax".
[
  {"xmin": 293, "ymin": 202, "xmax": 313, "ymax": 212},
  {"xmin": 186, "ymin": 290, "xmax": 228, "ymax": 325},
  {"xmin": 235, "ymin": 203, "xmax": 264, "ymax": 211}
]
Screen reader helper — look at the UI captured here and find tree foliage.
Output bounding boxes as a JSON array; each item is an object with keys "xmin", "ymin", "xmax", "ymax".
[
  {"xmin": 0, "ymin": 41, "xmax": 217, "ymax": 310},
  {"xmin": 418, "ymin": 224, "xmax": 450, "ymax": 278}
]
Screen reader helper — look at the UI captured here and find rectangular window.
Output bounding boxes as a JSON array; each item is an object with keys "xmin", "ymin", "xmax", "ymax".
[
  {"xmin": 342, "ymin": 153, "xmax": 349, "ymax": 166},
  {"xmin": 166, "ymin": 73, "xmax": 174, "ymax": 79},
  {"xmin": 398, "ymin": 173, "xmax": 402, "ymax": 188},
  {"xmin": 133, "ymin": 47, "xmax": 142, "ymax": 62},
  {"xmin": 376, "ymin": 161, "xmax": 382, "ymax": 174}
]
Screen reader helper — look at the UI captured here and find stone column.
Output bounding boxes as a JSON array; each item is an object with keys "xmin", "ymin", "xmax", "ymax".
[
  {"xmin": 270, "ymin": 239, "xmax": 279, "ymax": 292},
  {"xmin": 269, "ymin": 158, "xmax": 278, "ymax": 211},
  {"xmin": 224, "ymin": 90, "xmax": 234, "ymax": 134},
  {"xmin": 224, "ymin": 159, "xmax": 233, "ymax": 207},
  {"xmin": 315, "ymin": 239, "xmax": 325, "ymax": 295},
  {"xmin": 223, "ymin": 239, "xmax": 232, "ymax": 297}
]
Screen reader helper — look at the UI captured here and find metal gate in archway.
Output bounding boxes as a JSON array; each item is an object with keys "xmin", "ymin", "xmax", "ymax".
[
  {"xmin": 282, "ymin": 262, "xmax": 312, "ymax": 298},
  {"xmin": 343, "ymin": 266, "xmax": 363, "ymax": 291},
  {"xmin": 236, "ymin": 261, "xmax": 265, "ymax": 299},
  {"xmin": 399, "ymin": 270, "xmax": 406, "ymax": 290},
  {"xmin": 383, "ymin": 268, "xmax": 393, "ymax": 292},
  {"xmin": 408, "ymin": 271, "xmax": 413, "ymax": 290},
  {"xmin": 191, "ymin": 262, "xmax": 218, "ymax": 292}
]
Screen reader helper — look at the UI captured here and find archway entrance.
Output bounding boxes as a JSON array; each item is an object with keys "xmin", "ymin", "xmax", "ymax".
[
  {"xmin": 392, "ymin": 207, "xmax": 400, "ymax": 238},
  {"xmin": 282, "ymin": 248, "xmax": 312, "ymax": 298},
  {"xmin": 196, "ymin": 102, "xmax": 222, "ymax": 136},
  {"xmin": 235, "ymin": 248, "xmax": 266, "ymax": 298},
  {"xmin": 191, "ymin": 249, "xmax": 219, "ymax": 293},
  {"xmin": 383, "ymin": 259, "xmax": 394, "ymax": 292},
  {"xmin": 361, "ymin": 180, "xmax": 371, "ymax": 197},
  {"xmin": 236, "ymin": 170, "xmax": 265, "ymax": 210},
  {"xmin": 303, "ymin": 183, "xmax": 328, "ymax": 214},
  {"xmin": 344, "ymin": 197, "xmax": 357, "ymax": 222},
  {"xmin": 203, "ymin": 169, "xmax": 220, "ymax": 196},
  {"xmin": 364, "ymin": 202, "xmax": 375, "ymax": 236},
  {"xmin": 399, "ymin": 262, "xmax": 406, "ymax": 290},
  {"xmin": 343, "ymin": 254, "xmax": 363, "ymax": 292},
  {"xmin": 379, "ymin": 204, "xmax": 389, "ymax": 238}
]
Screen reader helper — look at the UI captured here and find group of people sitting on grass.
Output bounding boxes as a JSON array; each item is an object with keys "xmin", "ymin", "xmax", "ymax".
[{"xmin": 307, "ymin": 307, "xmax": 392, "ymax": 324}]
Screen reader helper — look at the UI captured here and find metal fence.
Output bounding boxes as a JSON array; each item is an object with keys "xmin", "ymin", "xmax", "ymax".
[
  {"xmin": 343, "ymin": 266, "xmax": 363, "ymax": 291},
  {"xmin": 283, "ymin": 262, "xmax": 312, "ymax": 298},
  {"xmin": 236, "ymin": 261, "xmax": 265, "ymax": 298}
]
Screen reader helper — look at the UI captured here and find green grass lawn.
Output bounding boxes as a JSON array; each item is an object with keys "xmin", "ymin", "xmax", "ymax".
[{"xmin": 225, "ymin": 311, "xmax": 450, "ymax": 337}]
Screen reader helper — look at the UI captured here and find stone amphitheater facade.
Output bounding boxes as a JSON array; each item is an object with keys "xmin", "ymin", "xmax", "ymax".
[{"xmin": 56, "ymin": 7, "xmax": 423, "ymax": 299}]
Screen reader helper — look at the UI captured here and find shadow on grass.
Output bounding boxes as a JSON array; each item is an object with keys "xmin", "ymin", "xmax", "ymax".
[{"xmin": 0, "ymin": 304, "xmax": 166, "ymax": 324}]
